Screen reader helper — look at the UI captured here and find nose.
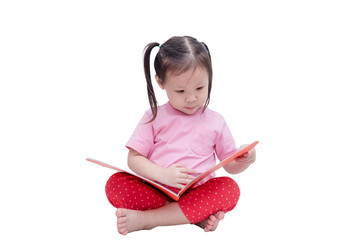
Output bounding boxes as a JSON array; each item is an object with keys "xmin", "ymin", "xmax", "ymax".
[{"xmin": 185, "ymin": 92, "xmax": 196, "ymax": 103}]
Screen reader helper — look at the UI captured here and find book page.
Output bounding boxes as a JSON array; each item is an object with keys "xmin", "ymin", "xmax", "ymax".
[{"xmin": 86, "ymin": 140, "xmax": 258, "ymax": 201}]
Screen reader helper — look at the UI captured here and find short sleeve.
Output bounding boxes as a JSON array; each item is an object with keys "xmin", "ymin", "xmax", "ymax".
[
  {"xmin": 215, "ymin": 116, "xmax": 238, "ymax": 161},
  {"xmin": 126, "ymin": 111, "xmax": 154, "ymax": 158}
]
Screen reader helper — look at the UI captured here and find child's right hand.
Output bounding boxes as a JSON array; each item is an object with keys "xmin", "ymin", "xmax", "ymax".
[{"xmin": 159, "ymin": 164, "xmax": 197, "ymax": 189}]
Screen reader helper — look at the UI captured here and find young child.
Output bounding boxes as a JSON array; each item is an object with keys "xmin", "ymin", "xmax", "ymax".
[{"xmin": 105, "ymin": 36, "xmax": 256, "ymax": 235}]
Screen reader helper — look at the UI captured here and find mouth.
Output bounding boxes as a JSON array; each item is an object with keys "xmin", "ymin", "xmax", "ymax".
[{"xmin": 185, "ymin": 106, "xmax": 196, "ymax": 111}]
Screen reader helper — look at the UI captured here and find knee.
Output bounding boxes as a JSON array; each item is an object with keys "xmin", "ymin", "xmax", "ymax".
[
  {"xmin": 213, "ymin": 177, "xmax": 240, "ymax": 210},
  {"xmin": 105, "ymin": 172, "xmax": 138, "ymax": 194},
  {"xmin": 105, "ymin": 172, "xmax": 168, "ymax": 210},
  {"xmin": 221, "ymin": 177, "xmax": 240, "ymax": 200},
  {"xmin": 105, "ymin": 172, "xmax": 130, "ymax": 193},
  {"xmin": 105, "ymin": 172, "xmax": 133, "ymax": 208}
]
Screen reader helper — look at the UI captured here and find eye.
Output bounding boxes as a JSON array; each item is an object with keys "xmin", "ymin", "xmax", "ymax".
[
  {"xmin": 176, "ymin": 90, "xmax": 185, "ymax": 93},
  {"xmin": 196, "ymin": 86, "xmax": 204, "ymax": 91}
]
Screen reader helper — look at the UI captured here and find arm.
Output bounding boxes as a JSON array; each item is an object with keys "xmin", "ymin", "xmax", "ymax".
[
  {"xmin": 223, "ymin": 145, "xmax": 256, "ymax": 174},
  {"xmin": 127, "ymin": 148, "xmax": 164, "ymax": 181},
  {"xmin": 127, "ymin": 148, "xmax": 196, "ymax": 189}
]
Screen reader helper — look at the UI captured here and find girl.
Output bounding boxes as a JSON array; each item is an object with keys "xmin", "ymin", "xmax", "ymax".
[{"xmin": 105, "ymin": 36, "xmax": 256, "ymax": 235}]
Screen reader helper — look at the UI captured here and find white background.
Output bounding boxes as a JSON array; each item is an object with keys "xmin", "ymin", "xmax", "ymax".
[{"xmin": 1, "ymin": 0, "xmax": 359, "ymax": 239}]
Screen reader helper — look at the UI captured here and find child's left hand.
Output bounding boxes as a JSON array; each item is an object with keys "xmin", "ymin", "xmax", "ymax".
[{"xmin": 235, "ymin": 144, "xmax": 256, "ymax": 165}]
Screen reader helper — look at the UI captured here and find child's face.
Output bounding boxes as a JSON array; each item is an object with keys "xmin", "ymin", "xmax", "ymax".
[{"xmin": 156, "ymin": 67, "xmax": 209, "ymax": 115}]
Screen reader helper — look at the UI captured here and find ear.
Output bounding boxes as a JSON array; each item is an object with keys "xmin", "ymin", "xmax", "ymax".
[{"xmin": 155, "ymin": 75, "xmax": 165, "ymax": 90}]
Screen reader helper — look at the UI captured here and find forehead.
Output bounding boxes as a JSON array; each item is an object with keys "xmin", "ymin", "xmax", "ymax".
[{"xmin": 165, "ymin": 67, "xmax": 208, "ymax": 88}]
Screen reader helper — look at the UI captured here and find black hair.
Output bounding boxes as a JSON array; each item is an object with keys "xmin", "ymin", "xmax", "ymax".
[{"xmin": 143, "ymin": 36, "xmax": 213, "ymax": 122}]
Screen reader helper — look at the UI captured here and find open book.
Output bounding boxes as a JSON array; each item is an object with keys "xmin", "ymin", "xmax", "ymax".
[{"xmin": 86, "ymin": 141, "xmax": 258, "ymax": 201}]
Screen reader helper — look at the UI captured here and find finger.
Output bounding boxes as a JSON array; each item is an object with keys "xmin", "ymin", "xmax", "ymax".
[
  {"xmin": 235, "ymin": 153, "xmax": 248, "ymax": 161},
  {"xmin": 178, "ymin": 173, "xmax": 195, "ymax": 182},
  {"xmin": 178, "ymin": 178, "xmax": 194, "ymax": 186},
  {"xmin": 239, "ymin": 144, "xmax": 249, "ymax": 150},
  {"xmin": 177, "ymin": 175, "xmax": 194, "ymax": 185},
  {"xmin": 235, "ymin": 156, "xmax": 253, "ymax": 163},
  {"xmin": 171, "ymin": 164, "xmax": 198, "ymax": 174},
  {"xmin": 249, "ymin": 149, "xmax": 256, "ymax": 157},
  {"xmin": 180, "ymin": 167, "xmax": 198, "ymax": 174},
  {"xmin": 172, "ymin": 163, "xmax": 185, "ymax": 168},
  {"xmin": 174, "ymin": 183, "xmax": 186, "ymax": 189},
  {"xmin": 181, "ymin": 173, "xmax": 196, "ymax": 180}
]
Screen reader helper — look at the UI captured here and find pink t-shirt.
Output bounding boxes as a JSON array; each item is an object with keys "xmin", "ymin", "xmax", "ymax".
[{"xmin": 126, "ymin": 102, "xmax": 238, "ymax": 184}]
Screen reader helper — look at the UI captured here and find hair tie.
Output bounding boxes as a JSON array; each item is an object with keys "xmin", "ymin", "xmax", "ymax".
[{"xmin": 159, "ymin": 44, "xmax": 162, "ymax": 48}]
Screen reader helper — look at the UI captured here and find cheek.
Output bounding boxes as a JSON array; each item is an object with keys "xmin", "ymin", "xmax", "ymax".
[
  {"xmin": 199, "ymin": 91, "xmax": 208, "ymax": 103},
  {"xmin": 167, "ymin": 92, "xmax": 182, "ymax": 105},
  {"xmin": 173, "ymin": 96, "xmax": 184, "ymax": 106}
]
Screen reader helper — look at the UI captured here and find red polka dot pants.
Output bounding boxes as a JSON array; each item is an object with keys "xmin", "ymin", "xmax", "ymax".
[{"xmin": 105, "ymin": 172, "xmax": 240, "ymax": 224}]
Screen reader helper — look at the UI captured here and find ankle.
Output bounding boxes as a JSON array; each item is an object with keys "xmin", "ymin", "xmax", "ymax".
[{"xmin": 139, "ymin": 211, "xmax": 155, "ymax": 230}]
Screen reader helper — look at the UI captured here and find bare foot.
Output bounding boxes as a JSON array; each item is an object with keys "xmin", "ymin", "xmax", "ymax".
[
  {"xmin": 115, "ymin": 202, "xmax": 190, "ymax": 235},
  {"xmin": 196, "ymin": 211, "xmax": 225, "ymax": 232},
  {"xmin": 116, "ymin": 208, "xmax": 153, "ymax": 235}
]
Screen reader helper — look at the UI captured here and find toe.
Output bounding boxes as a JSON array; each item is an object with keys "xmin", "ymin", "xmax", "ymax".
[
  {"xmin": 118, "ymin": 227, "xmax": 128, "ymax": 235},
  {"xmin": 208, "ymin": 215, "xmax": 216, "ymax": 224},
  {"xmin": 117, "ymin": 221, "xmax": 127, "ymax": 228},
  {"xmin": 215, "ymin": 211, "xmax": 225, "ymax": 220},
  {"xmin": 116, "ymin": 208, "xmax": 126, "ymax": 218},
  {"xmin": 117, "ymin": 216, "xmax": 127, "ymax": 224}
]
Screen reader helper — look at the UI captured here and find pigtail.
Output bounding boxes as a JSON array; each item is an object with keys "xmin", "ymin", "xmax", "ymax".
[
  {"xmin": 143, "ymin": 42, "xmax": 160, "ymax": 122},
  {"xmin": 201, "ymin": 42, "xmax": 213, "ymax": 111}
]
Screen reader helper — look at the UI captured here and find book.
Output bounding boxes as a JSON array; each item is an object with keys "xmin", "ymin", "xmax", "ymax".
[{"xmin": 86, "ymin": 140, "xmax": 258, "ymax": 201}]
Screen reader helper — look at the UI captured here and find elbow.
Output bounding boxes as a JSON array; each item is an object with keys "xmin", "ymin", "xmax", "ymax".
[{"xmin": 127, "ymin": 149, "xmax": 137, "ymax": 171}]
